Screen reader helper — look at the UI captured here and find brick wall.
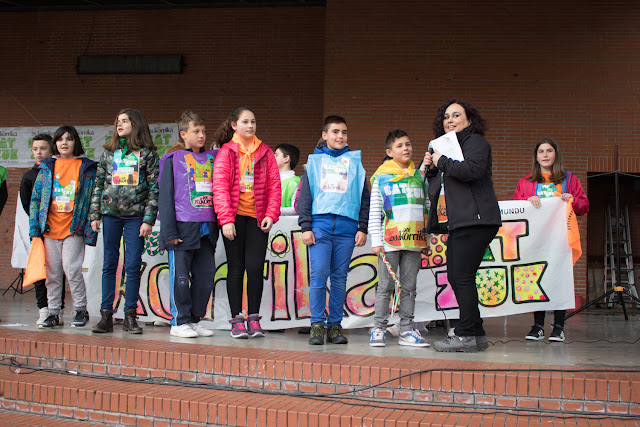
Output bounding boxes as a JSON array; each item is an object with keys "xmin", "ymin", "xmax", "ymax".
[
  {"xmin": 1, "ymin": 1, "xmax": 639, "ymax": 300},
  {"xmin": 322, "ymin": 0, "xmax": 640, "ymax": 298},
  {"xmin": 0, "ymin": 6, "xmax": 325, "ymax": 282}
]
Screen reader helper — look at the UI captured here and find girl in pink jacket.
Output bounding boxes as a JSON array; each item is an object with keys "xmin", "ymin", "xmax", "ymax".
[
  {"xmin": 212, "ymin": 106, "xmax": 281, "ymax": 338},
  {"xmin": 513, "ymin": 137, "xmax": 589, "ymax": 342}
]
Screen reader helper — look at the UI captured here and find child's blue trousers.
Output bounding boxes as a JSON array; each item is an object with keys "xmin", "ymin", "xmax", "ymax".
[{"xmin": 308, "ymin": 227, "xmax": 355, "ymax": 326}]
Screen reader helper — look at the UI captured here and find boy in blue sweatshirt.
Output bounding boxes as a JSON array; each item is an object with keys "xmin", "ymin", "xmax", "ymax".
[{"xmin": 298, "ymin": 115, "xmax": 370, "ymax": 345}]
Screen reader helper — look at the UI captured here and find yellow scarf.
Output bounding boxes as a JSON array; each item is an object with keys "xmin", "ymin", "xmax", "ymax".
[
  {"xmin": 232, "ymin": 132, "xmax": 262, "ymax": 178},
  {"xmin": 371, "ymin": 159, "xmax": 416, "ymax": 184}
]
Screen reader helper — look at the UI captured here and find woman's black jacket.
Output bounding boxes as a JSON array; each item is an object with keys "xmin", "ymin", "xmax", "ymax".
[{"xmin": 425, "ymin": 127, "xmax": 502, "ymax": 234}]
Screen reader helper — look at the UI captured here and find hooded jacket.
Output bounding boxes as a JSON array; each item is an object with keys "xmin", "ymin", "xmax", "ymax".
[
  {"xmin": 297, "ymin": 142, "xmax": 370, "ymax": 235},
  {"xmin": 19, "ymin": 163, "xmax": 40, "ymax": 214},
  {"xmin": 29, "ymin": 156, "xmax": 98, "ymax": 246}
]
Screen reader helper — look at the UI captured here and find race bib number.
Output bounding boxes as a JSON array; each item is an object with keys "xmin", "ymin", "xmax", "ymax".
[
  {"xmin": 112, "ymin": 150, "xmax": 140, "ymax": 186},
  {"xmin": 537, "ymin": 182, "xmax": 558, "ymax": 199},
  {"xmin": 320, "ymin": 157, "xmax": 349, "ymax": 193},
  {"xmin": 185, "ymin": 153, "xmax": 214, "ymax": 208},
  {"xmin": 52, "ymin": 176, "xmax": 76, "ymax": 213},
  {"xmin": 240, "ymin": 165, "xmax": 254, "ymax": 193}
]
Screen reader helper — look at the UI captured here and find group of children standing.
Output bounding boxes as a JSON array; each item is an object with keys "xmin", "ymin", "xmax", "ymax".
[{"xmin": 22, "ymin": 108, "xmax": 434, "ymax": 348}]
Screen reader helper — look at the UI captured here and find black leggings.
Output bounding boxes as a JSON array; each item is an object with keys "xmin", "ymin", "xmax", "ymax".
[
  {"xmin": 223, "ymin": 215, "xmax": 269, "ymax": 316},
  {"xmin": 446, "ymin": 225, "xmax": 499, "ymax": 337},
  {"xmin": 534, "ymin": 310, "xmax": 566, "ymax": 328}
]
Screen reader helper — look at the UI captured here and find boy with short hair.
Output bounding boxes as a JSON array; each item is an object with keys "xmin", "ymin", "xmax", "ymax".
[
  {"xmin": 274, "ymin": 143, "xmax": 300, "ymax": 216},
  {"xmin": 368, "ymin": 129, "xmax": 429, "ymax": 347},
  {"xmin": 20, "ymin": 134, "xmax": 66, "ymax": 325},
  {"xmin": 298, "ymin": 115, "xmax": 370, "ymax": 345},
  {"xmin": 159, "ymin": 110, "xmax": 218, "ymax": 338}
]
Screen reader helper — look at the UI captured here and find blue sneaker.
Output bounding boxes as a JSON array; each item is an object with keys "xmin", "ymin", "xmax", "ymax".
[
  {"xmin": 370, "ymin": 327, "xmax": 386, "ymax": 347},
  {"xmin": 398, "ymin": 330, "xmax": 430, "ymax": 347}
]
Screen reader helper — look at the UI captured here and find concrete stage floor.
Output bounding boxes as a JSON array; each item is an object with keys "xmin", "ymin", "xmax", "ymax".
[{"xmin": 1, "ymin": 290, "xmax": 638, "ymax": 368}]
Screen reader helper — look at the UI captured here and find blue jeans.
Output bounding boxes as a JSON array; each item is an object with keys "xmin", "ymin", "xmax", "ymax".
[
  {"xmin": 308, "ymin": 227, "xmax": 355, "ymax": 326},
  {"xmin": 101, "ymin": 215, "xmax": 145, "ymax": 311}
]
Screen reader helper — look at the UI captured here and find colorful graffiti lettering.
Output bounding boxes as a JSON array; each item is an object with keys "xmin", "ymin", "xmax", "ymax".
[
  {"xmin": 512, "ymin": 263, "xmax": 549, "ymax": 303},
  {"xmin": 435, "ymin": 271, "xmax": 458, "ymax": 310},
  {"xmin": 496, "ymin": 220, "xmax": 528, "ymax": 261},
  {"xmin": 476, "ymin": 267, "xmax": 508, "ymax": 307},
  {"xmin": 422, "ymin": 234, "xmax": 447, "ymax": 268},
  {"xmin": 345, "ymin": 254, "xmax": 378, "ymax": 317}
]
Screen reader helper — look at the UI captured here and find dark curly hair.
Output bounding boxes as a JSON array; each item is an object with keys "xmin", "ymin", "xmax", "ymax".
[{"xmin": 432, "ymin": 99, "xmax": 488, "ymax": 138}]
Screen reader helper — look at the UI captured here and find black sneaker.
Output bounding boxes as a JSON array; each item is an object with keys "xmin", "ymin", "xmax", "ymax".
[
  {"xmin": 308, "ymin": 323, "xmax": 325, "ymax": 345},
  {"xmin": 327, "ymin": 323, "xmax": 348, "ymax": 344},
  {"xmin": 525, "ymin": 324, "xmax": 544, "ymax": 340},
  {"xmin": 39, "ymin": 314, "xmax": 59, "ymax": 329},
  {"xmin": 548, "ymin": 325, "xmax": 565, "ymax": 342},
  {"xmin": 71, "ymin": 310, "xmax": 89, "ymax": 328}
]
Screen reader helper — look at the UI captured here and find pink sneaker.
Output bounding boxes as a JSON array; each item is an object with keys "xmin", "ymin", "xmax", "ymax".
[
  {"xmin": 247, "ymin": 314, "xmax": 265, "ymax": 338},
  {"xmin": 229, "ymin": 314, "xmax": 249, "ymax": 339}
]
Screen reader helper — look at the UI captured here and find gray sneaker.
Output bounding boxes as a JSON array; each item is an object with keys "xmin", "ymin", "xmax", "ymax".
[
  {"xmin": 432, "ymin": 336, "xmax": 478, "ymax": 352},
  {"xmin": 476, "ymin": 335, "xmax": 488, "ymax": 351}
]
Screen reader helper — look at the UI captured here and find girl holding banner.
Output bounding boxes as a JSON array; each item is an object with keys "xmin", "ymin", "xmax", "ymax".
[{"xmin": 514, "ymin": 137, "xmax": 589, "ymax": 342}]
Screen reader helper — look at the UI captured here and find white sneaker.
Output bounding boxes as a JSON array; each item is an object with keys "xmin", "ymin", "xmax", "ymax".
[
  {"xmin": 170, "ymin": 324, "xmax": 198, "ymax": 338},
  {"xmin": 190, "ymin": 322, "xmax": 214, "ymax": 337},
  {"xmin": 370, "ymin": 328, "xmax": 386, "ymax": 347},
  {"xmin": 399, "ymin": 330, "xmax": 430, "ymax": 347},
  {"xmin": 154, "ymin": 319, "xmax": 171, "ymax": 327},
  {"xmin": 37, "ymin": 307, "xmax": 49, "ymax": 326},
  {"xmin": 387, "ymin": 323, "xmax": 401, "ymax": 337}
]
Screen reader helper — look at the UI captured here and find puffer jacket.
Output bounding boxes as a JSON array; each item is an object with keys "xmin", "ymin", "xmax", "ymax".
[
  {"xmin": 89, "ymin": 147, "xmax": 160, "ymax": 225},
  {"xmin": 212, "ymin": 140, "xmax": 281, "ymax": 226},
  {"xmin": 29, "ymin": 156, "xmax": 98, "ymax": 246}
]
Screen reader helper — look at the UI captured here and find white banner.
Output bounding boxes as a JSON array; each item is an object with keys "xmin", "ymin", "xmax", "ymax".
[
  {"xmin": 13, "ymin": 198, "xmax": 576, "ymax": 329},
  {"xmin": 0, "ymin": 124, "xmax": 178, "ymax": 168}
]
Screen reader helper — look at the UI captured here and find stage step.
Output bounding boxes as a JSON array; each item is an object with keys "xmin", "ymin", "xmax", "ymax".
[
  {"xmin": 0, "ymin": 329, "xmax": 638, "ymax": 425},
  {"xmin": 0, "ymin": 408, "xmax": 108, "ymax": 426}
]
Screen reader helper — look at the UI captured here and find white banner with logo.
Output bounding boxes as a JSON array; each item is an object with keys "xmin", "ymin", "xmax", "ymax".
[
  {"xmin": 0, "ymin": 124, "xmax": 178, "ymax": 168},
  {"xmin": 13, "ymin": 198, "xmax": 575, "ymax": 329}
]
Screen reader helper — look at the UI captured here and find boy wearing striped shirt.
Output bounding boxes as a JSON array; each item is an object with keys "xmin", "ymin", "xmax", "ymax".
[{"xmin": 368, "ymin": 129, "xmax": 429, "ymax": 347}]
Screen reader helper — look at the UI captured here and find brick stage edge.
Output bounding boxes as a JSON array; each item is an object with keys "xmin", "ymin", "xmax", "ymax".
[{"xmin": 0, "ymin": 329, "xmax": 638, "ymax": 426}]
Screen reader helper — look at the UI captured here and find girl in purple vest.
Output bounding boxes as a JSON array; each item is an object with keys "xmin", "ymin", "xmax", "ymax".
[{"xmin": 90, "ymin": 109, "xmax": 160, "ymax": 334}]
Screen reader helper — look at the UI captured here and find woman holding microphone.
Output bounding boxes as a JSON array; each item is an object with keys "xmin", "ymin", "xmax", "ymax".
[{"xmin": 423, "ymin": 99, "xmax": 501, "ymax": 352}]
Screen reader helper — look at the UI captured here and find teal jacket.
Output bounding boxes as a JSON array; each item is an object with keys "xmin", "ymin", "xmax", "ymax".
[{"xmin": 29, "ymin": 156, "xmax": 98, "ymax": 246}]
